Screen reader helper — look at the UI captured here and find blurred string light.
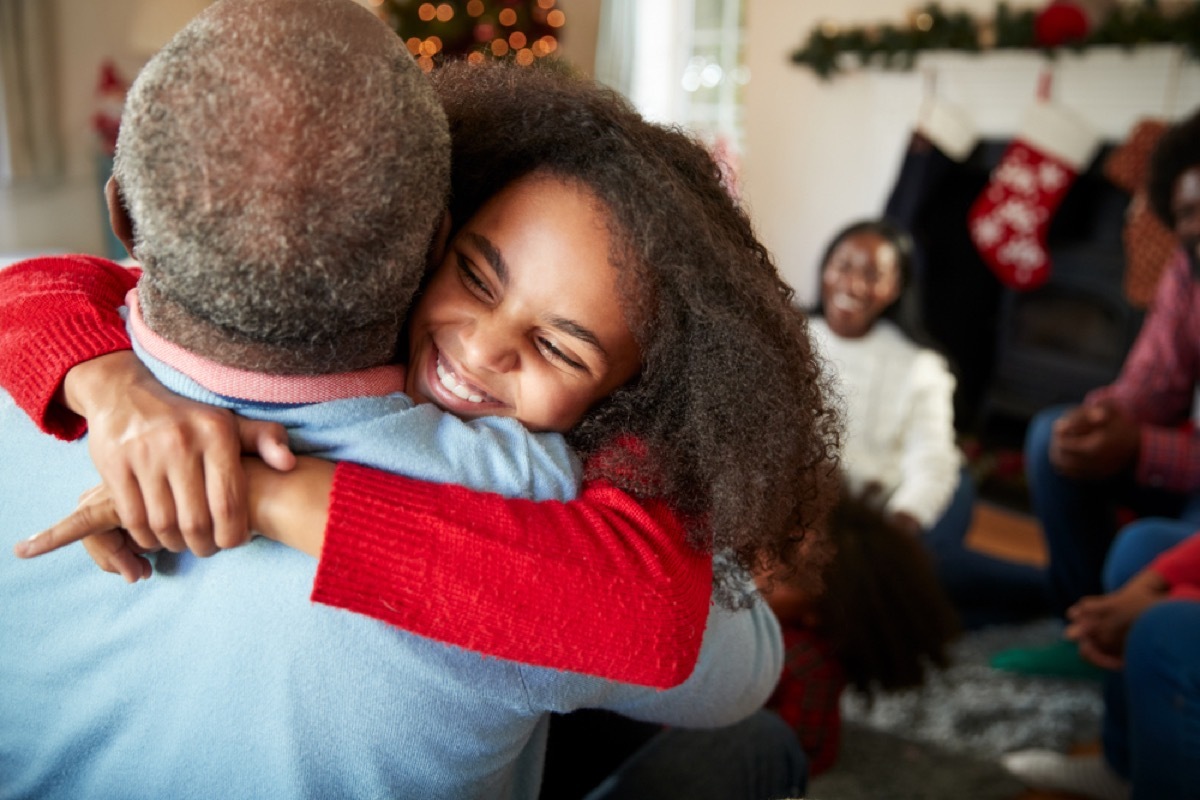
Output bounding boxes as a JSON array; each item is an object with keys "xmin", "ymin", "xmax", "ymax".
[
  {"xmin": 383, "ymin": 0, "xmax": 563, "ymax": 71},
  {"xmin": 681, "ymin": 56, "xmax": 749, "ymax": 92}
]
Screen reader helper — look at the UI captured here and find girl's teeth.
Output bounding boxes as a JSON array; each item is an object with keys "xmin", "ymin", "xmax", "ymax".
[{"xmin": 437, "ymin": 360, "xmax": 485, "ymax": 403}]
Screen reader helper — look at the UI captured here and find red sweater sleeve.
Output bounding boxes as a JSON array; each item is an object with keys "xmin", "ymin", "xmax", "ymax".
[
  {"xmin": 314, "ymin": 464, "xmax": 713, "ymax": 688},
  {"xmin": 1149, "ymin": 532, "xmax": 1200, "ymax": 602},
  {"xmin": 0, "ymin": 255, "xmax": 139, "ymax": 439}
]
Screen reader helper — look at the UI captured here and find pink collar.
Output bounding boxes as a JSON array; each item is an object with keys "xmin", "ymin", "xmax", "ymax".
[{"xmin": 126, "ymin": 288, "xmax": 407, "ymax": 403}]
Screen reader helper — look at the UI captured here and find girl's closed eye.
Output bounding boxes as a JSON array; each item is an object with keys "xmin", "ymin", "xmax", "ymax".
[
  {"xmin": 537, "ymin": 335, "xmax": 587, "ymax": 373},
  {"xmin": 456, "ymin": 253, "xmax": 493, "ymax": 301}
]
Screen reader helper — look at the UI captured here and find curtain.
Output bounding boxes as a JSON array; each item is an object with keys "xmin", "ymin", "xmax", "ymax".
[
  {"xmin": 0, "ymin": 0, "xmax": 61, "ymax": 185},
  {"xmin": 594, "ymin": 0, "xmax": 636, "ymax": 98}
]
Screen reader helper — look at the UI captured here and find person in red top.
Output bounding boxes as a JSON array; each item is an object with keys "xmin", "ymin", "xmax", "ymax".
[
  {"xmin": 993, "ymin": 108, "xmax": 1200, "ymax": 679},
  {"xmin": 1002, "ymin": 518, "xmax": 1200, "ymax": 799},
  {"xmin": 0, "ymin": 59, "xmax": 841, "ymax": 696}
]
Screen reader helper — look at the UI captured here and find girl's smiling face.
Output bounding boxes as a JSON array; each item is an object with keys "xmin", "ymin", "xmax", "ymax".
[{"xmin": 405, "ymin": 172, "xmax": 642, "ymax": 433}]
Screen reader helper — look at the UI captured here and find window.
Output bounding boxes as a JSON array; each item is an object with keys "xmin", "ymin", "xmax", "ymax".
[{"xmin": 598, "ymin": 0, "xmax": 746, "ymax": 153}]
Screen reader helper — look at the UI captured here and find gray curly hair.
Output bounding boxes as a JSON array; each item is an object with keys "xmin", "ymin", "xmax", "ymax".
[{"xmin": 116, "ymin": 0, "xmax": 449, "ymax": 372}]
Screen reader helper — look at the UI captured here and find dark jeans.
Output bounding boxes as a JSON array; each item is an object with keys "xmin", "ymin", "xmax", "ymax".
[
  {"xmin": 1025, "ymin": 406, "xmax": 1200, "ymax": 614},
  {"xmin": 924, "ymin": 467, "xmax": 1053, "ymax": 629},
  {"xmin": 584, "ymin": 710, "xmax": 808, "ymax": 800},
  {"xmin": 1099, "ymin": 519, "xmax": 1200, "ymax": 800}
]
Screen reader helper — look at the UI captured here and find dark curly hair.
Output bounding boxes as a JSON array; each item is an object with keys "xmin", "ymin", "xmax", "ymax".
[
  {"xmin": 817, "ymin": 485, "xmax": 959, "ymax": 698},
  {"xmin": 429, "ymin": 60, "xmax": 841, "ymax": 601},
  {"xmin": 1148, "ymin": 107, "xmax": 1200, "ymax": 230}
]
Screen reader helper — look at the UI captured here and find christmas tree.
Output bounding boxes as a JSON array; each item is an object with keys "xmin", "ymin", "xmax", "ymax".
[{"xmin": 379, "ymin": 0, "xmax": 565, "ymax": 71}]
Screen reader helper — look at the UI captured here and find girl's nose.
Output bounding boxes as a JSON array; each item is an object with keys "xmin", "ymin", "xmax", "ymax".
[{"xmin": 460, "ymin": 315, "xmax": 519, "ymax": 374}]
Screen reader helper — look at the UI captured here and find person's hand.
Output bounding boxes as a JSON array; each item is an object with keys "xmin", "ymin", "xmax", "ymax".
[
  {"xmin": 61, "ymin": 351, "xmax": 297, "ymax": 556},
  {"xmin": 1065, "ymin": 568, "xmax": 1168, "ymax": 670},
  {"xmin": 243, "ymin": 456, "xmax": 336, "ymax": 558},
  {"xmin": 1049, "ymin": 400, "xmax": 1140, "ymax": 479},
  {"xmin": 14, "ymin": 484, "xmax": 155, "ymax": 583}
]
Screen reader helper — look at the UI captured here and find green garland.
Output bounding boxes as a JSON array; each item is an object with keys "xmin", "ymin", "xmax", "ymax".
[{"xmin": 792, "ymin": 1, "xmax": 1200, "ymax": 79}]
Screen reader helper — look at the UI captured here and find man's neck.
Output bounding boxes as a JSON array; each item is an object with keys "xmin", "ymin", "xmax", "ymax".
[{"xmin": 139, "ymin": 282, "xmax": 399, "ymax": 375}]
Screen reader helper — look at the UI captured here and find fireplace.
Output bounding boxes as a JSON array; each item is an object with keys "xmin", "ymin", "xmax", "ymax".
[{"xmin": 908, "ymin": 140, "xmax": 1144, "ymax": 432}]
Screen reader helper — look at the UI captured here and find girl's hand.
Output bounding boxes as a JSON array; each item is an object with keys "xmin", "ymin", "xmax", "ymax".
[
  {"xmin": 14, "ymin": 485, "xmax": 154, "ymax": 583},
  {"xmin": 61, "ymin": 351, "xmax": 296, "ymax": 556}
]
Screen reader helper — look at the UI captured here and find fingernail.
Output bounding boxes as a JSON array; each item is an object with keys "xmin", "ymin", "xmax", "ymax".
[{"xmin": 13, "ymin": 533, "xmax": 41, "ymax": 557}]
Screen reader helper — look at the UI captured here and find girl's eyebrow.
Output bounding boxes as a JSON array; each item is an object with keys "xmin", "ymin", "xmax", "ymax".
[
  {"xmin": 464, "ymin": 230, "xmax": 610, "ymax": 364},
  {"xmin": 547, "ymin": 315, "xmax": 609, "ymax": 365},
  {"xmin": 465, "ymin": 232, "xmax": 509, "ymax": 284}
]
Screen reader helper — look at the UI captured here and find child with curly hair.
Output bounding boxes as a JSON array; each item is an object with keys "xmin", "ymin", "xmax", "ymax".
[{"xmin": 760, "ymin": 484, "xmax": 961, "ymax": 775}]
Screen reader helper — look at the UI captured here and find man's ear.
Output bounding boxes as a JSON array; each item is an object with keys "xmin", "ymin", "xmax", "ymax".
[
  {"xmin": 429, "ymin": 211, "xmax": 452, "ymax": 265},
  {"xmin": 105, "ymin": 176, "xmax": 136, "ymax": 258}
]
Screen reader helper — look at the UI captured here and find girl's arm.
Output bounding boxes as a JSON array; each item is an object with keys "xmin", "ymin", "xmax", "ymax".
[
  {"xmin": 244, "ymin": 456, "xmax": 711, "ymax": 687},
  {"xmin": 0, "ymin": 255, "xmax": 712, "ymax": 689},
  {"xmin": 0, "ymin": 255, "xmax": 139, "ymax": 439}
]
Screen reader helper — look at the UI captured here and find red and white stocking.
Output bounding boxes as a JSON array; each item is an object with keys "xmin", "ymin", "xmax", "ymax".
[{"xmin": 968, "ymin": 101, "xmax": 1099, "ymax": 290}]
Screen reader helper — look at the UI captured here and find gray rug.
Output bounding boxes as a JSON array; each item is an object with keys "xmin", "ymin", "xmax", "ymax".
[{"xmin": 808, "ymin": 619, "xmax": 1104, "ymax": 800}]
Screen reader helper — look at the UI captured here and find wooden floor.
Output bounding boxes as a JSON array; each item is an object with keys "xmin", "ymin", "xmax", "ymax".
[
  {"xmin": 965, "ymin": 502, "xmax": 1048, "ymax": 567},
  {"xmin": 961, "ymin": 503, "xmax": 1095, "ymax": 800}
]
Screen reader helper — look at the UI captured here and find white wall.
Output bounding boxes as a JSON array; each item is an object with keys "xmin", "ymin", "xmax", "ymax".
[
  {"xmin": 742, "ymin": 0, "xmax": 1200, "ymax": 304},
  {"xmin": 55, "ymin": 0, "xmax": 144, "ymax": 181},
  {"xmin": 557, "ymin": 0, "xmax": 601, "ymax": 78}
]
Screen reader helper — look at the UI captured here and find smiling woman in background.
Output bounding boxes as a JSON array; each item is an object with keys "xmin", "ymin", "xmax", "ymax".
[{"xmin": 806, "ymin": 218, "xmax": 1052, "ymax": 629}]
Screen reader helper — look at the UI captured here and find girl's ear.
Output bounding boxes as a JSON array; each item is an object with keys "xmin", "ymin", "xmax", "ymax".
[
  {"xmin": 429, "ymin": 212, "xmax": 452, "ymax": 265},
  {"xmin": 105, "ymin": 177, "xmax": 136, "ymax": 258}
]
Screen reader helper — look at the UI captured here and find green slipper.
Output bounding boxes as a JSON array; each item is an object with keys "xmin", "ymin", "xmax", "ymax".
[{"xmin": 989, "ymin": 639, "xmax": 1105, "ymax": 681}]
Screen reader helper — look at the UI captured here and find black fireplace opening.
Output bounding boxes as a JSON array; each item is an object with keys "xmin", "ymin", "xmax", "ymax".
[{"xmin": 909, "ymin": 139, "xmax": 1144, "ymax": 441}]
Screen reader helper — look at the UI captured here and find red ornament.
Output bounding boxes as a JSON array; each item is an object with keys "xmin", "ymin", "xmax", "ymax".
[{"xmin": 1034, "ymin": 0, "xmax": 1113, "ymax": 48}]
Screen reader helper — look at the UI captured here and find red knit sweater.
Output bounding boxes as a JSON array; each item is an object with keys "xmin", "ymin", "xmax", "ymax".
[{"xmin": 0, "ymin": 255, "xmax": 712, "ymax": 688}]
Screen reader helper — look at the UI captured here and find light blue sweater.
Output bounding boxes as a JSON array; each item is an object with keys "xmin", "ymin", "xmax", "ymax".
[{"xmin": 0, "ymin": 327, "xmax": 782, "ymax": 799}]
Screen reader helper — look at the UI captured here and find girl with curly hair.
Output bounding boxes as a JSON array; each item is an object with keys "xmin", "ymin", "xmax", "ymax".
[{"xmin": 1, "ymin": 58, "xmax": 839, "ymax": 697}]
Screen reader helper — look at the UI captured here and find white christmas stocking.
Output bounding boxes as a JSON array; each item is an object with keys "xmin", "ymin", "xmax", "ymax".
[{"xmin": 968, "ymin": 101, "xmax": 1099, "ymax": 290}]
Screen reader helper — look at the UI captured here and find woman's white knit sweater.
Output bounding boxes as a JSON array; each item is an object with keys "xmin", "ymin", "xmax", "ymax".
[{"xmin": 810, "ymin": 317, "xmax": 962, "ymax": 529}]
